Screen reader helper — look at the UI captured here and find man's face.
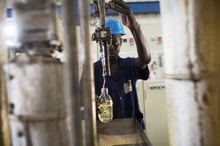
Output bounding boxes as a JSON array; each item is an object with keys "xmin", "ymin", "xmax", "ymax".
[{"xmin": 109, "ymin": 35, "xmax": 122, "ymax": 61}]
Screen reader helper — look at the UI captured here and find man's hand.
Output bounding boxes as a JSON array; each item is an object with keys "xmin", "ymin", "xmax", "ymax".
[
  {"xmin": 109, "ymin": 0, "xmax": 131, "ymax": 15},
  {"xmin": 108, "ymin": 0, "xmax": 137, "ymax": 29}
]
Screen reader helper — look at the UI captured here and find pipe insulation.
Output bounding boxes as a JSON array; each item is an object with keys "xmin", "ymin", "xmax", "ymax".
[{"xmin": 160, "ymin": 0, "xmax": 220, "ymax": 146}]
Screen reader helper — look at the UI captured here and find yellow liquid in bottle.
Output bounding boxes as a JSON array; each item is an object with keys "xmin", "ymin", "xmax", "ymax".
[{"xmin": 98, "ymin": 101, "xmax": 113, "ymax": 123}]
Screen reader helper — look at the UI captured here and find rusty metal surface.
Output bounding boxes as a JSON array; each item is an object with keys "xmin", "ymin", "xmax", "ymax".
[
  {"xmin": 160, "ymin": 0, "xmax": 220, "ymax": 146},
  {"xmin": 160, "ymin": 0, "xmax": 201, "ymax": 78},
  {"xmin": 0, "ymin": 1, "xmax": 10, "ymax": 146},
  {"xmin": 4, "ymin": 60, "xmax": 69, "ymax": 146},
  {"xmin": 5, "ymin": 62, "xmax": 65, "ymax": 115}
]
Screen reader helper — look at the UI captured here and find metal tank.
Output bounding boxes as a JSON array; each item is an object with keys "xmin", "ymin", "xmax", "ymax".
[
  {"xmin": 4, "ymin": 57, "xmax": 69, "ymax": 146},
  {"xmin": 3, "ymin": 0, "xmax": 70, "ymax": 145}
]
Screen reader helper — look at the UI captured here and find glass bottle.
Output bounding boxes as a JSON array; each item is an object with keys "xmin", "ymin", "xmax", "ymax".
[{"xmin": 97, "ymin": 88, "xmax": 113, "ymax": 123}]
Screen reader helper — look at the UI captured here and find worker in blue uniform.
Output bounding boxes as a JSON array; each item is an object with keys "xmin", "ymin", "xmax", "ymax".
[{"xmin": 94, "ymin": 1, "xmax": 151, "ymax": 129}]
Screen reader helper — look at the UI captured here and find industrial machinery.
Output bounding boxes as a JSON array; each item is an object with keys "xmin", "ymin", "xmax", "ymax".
[
  {"xmin": 92, "ymin": 0, "xmax": 131, "ymax": 78},
  {"xmin": 92, "ymin": 0, "xmax": 113, "ymax": 124},
  {"xmin": 92, "ymin": 0, "xmax": 133, "ymax": 124},
  {"xmin": 3, "ymin": 0, "xmax": 154, "ymax": 145},
  {"xmin": 4, "ymin": 1, "xmax": 69, "ymax": 146},
  {"xmin": 91, "ymin": 0, "xmax": 152, "ymax": 145}
]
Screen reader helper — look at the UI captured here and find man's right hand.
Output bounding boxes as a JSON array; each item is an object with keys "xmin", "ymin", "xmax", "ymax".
[
  {"xmin": 108, "ymin": 0, "xmax": 138, "ymax": 29},
  {"xmin": 109, "ymin": 0, "xmax": 132, "ymax": 15}
]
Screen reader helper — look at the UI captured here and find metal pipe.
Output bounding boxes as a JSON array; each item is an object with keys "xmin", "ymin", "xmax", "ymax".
[
  {"xmin": 0, "ymin": 0, "xmax": 10, "ymax": 146},
  {"xmin": 0, "ymin": 0, "xmax": 7, "ymax": 65},
  {"xmin": 79, "ymin": 0, "xmax": 98, "ymax": 145},
  {"xmin": 61, "ymin": 0, "xmax": 83, "ymax": 146},
  {"xmin": 98, "ymin": 0, "xmax": 106, "ymax": 28},
  {"xmin": 95, "ymin": 0, "xmax": 111, "ymax": 77}
]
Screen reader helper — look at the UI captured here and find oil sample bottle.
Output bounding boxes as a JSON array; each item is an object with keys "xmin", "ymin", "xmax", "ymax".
[{"xmin": 97, "ymin": 88, "xmax": 113, "ymax": 123}]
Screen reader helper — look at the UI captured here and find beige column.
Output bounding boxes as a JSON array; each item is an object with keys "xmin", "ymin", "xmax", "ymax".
[
  {"xmin": 160, "ymin": 0, "xmax": 220, "ymax": 146},
  {"xmin": 0, "ymin": 1, "xmax": 10, "ymax": 146}
]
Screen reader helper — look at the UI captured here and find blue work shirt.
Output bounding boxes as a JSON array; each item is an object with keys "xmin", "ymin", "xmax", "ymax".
[{"xmin": 94, "ymin": 57, "xmax": 149, "ymax": 129}]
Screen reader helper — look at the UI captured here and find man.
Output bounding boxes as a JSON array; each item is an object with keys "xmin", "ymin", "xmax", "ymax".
[{"xmin": 94, "ymin": 0, "xmax": 151, "ymax": 129}]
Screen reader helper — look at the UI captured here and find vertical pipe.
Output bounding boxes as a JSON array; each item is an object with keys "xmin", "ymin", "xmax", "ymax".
[
  {"xmin": 160, "ymin": 0, "xmax": 220, "ymax": 146},
  {"xmin": 0, "ymin": 1, "xmax": 10, "ymax": 146},
  {"xmin": 79, "ymin": 0, "xmax": 98, "ymax": 146},
  {"xmin": 62, "ymin": 0, "xmax": 82, "ymax": 146},
  {"xmin": 0, "ymin": 0, "xmax": 7, "ymax": 64},
  {"xmin": 196, "ymin": 1, "xmax": 220, "ymax": 145},
  {"xmin": 98, "ymin": 0, "xmax": 106, "ymax": 28},
  {"xmin": 0, "ymin": 69, "xmax": 10, "ymax": 146}
]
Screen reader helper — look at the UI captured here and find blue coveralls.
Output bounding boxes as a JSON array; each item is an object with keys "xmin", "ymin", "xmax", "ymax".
[{"xmin": 94, "ymin": 57, "xmax": 149, "ymax": 129}]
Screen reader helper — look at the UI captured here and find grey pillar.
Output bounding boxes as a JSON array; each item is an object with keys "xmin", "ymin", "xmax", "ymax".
[
  {"xmin": 62, "ymin": 0, "xmax": 83, "ymax": 146},
  {"xmin": 79, "ymin": 0, "xmax": 98, "ymax": 145}
]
